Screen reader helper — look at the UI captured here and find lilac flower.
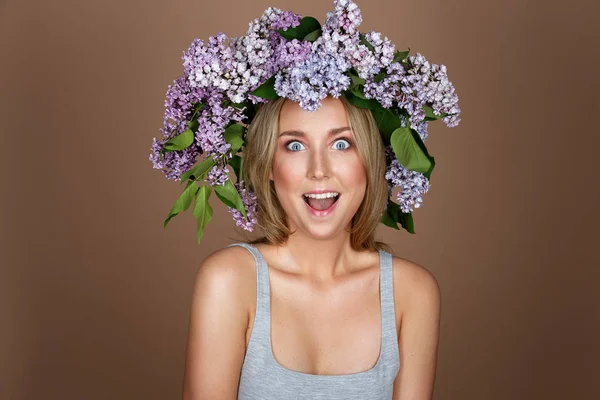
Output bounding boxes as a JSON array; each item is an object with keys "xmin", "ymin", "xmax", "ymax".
[
  {"xmin": 384, "ymin": 146, "xmax": 430, "ymax": 213},
  {"xmin": 183, "ymin": 33, "xmax": 234, "ymax": 90},
  {"xmin": 160, "ymin": 75, "xmax": 206, "ymax": 138},
  {"xmin": 205, "ymin": 164, "xmax": 229, "ymax": 187},
  {"xmin": 149, "ymin": 138, "xmax": 200, "ymax": 181},
  {"xmin": 274, "ymin": 50, "xmax": 351, "ymax": 111},
  {"xmin": 395, "ymin": 114, "xmax": 430, "ymax": 142},
  {"xmin": 363, "ymin": 53, "xmax": 461, "ymax": 130},
  {"xmin": 267, "ymin": 32, "xmax": 312, "ymax": 75},
  {"xmin": 270, "ymin": 10, "xmax": 302, "ymax": 30},
  {"xmin": 195, "ymin": 91, "xmax": 245, "ymax": 157},
  {"xmin": 406, "ymin": 53, "xmax": 461, "ymax": 128},
  {"xmin": 364, "ymin": 31, "xmax": 395, "ymax": 67},
  {"xmin": 363, "ymin": 62, "xmax": 405, "ymax": 108},
  {"xmin": 149, "ymin": 76, "xmax": 206, "ymax": 181},
  {"xmin": 414, "ymin": 120, "xmax": 429, "ymax": 142},
  {"xmin": 213, "ymin": 8, "xmax": 309, "ymax": 104},
  {"xmin": 325, "ymin": 0, "xmax": 363, "ymax": 34},
  {"xmin": 227, "ymin": 182, "xmax": 258, "ymax": 231}
]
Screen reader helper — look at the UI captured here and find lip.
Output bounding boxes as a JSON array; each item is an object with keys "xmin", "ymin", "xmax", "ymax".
[{"xmin": 303, "ymin": 194, "xmax": 340, "ymax": 217}]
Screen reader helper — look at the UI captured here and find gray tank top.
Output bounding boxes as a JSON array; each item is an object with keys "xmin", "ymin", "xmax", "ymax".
[{"xmin": 227, "ymin": 242, "xmax": 400, "ymax": 400}]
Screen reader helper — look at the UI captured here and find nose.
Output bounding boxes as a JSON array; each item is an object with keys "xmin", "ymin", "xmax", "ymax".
[{"xmin": 307, "ymin": 147, "xmax": 331, "ymax": 180}]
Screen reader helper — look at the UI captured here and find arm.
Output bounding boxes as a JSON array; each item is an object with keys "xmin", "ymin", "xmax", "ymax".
[
  {"xmin": 392, "ymin": 260, "xmax": 442, "ymax": 400},
  {"xmin": 182, "ymin": 248, "xmax": 252, "ymax": 400}
]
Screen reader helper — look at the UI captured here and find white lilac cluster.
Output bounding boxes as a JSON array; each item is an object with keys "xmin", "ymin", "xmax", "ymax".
[
  {"xmin": 183, "ymin": 8, "xmax": 311, "ymax": 104},
  {"xmin": 384, "ymin": 146, "xmax": 430, "ymax": 213}
]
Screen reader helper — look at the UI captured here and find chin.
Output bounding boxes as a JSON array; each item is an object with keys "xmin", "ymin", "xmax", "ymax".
[{"xmin": 295, "ymin": 217, "xmax": 353, "ymax": 241}]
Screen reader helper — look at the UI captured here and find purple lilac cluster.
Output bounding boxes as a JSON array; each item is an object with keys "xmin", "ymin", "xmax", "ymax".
[
  {"xmin": 273, "ymin": 0, "xmax": 397, "ymax": 111},
  {"xmin": 182, "ymin": 8, "xmax": 311, "ymax": 105},
  {"xmin": 364, "ymin": 52, "xmax": 461, "ymax": 129},
  {"xmin": 149, "ymin": 76, "xmax": 205, "ymax": 180},
  {"xmin": 227, "ymin": 182, "xmax": 258, "ymax": 231},
  {"xmin": 325, "ymin": 0, "xmax": 362, "ymax": 35},
  {"xmin": 384, "ymin": 146, "xmax": 430, "ymax": 213},
  {"xmin": 195, "ymin": 92, "xmax": 244, "ymax": 160},
  {"xmin": 274, "ymin": 51, "xmax": 352, "ymax": 111}
]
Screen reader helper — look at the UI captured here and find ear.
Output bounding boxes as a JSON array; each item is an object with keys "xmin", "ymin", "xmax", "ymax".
[{"xmin": 269, "ymin": 169, "xmax": 273, "ymax": 181}]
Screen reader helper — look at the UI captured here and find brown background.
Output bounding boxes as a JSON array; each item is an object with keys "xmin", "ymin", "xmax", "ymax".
[{"xmin": 1, "ymin": 0, "xmax": 598, "ymax": 398}]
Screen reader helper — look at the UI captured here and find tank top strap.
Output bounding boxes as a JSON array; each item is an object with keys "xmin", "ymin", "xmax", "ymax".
[
  {"xmin": 226, "ymin": 242, "xmax": 271, "ymax": 328},
  {"xmin": 378, "ymin": 250, "xmax": 400, "ymax": 362}
]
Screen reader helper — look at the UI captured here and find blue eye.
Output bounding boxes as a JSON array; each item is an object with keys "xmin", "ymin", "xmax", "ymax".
[
  {"xmin": 286, "ymin": 141, "xmax": 305, "ymax": 152},
  {"xmin": 333, "ymin": 139, "xmax": 351, "ymax": 150}
]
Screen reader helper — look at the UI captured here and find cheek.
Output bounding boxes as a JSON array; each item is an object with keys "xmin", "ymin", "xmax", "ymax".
[
  {"xmin": 334, "ymin": 154, "xmax": 367, "ymax": 188},
  {"xmin": 271, "ymin": 152, "xmax": 304, "ymax": 189}
]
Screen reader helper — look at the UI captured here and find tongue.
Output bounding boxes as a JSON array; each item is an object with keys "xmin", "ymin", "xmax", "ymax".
[{"xmin": 307, "ymin": 197, "xmax": 336, "ymax": 211}]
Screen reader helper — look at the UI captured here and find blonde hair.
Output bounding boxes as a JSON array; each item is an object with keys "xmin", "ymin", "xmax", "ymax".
[{"xmin": 241, "ymin": 96, "xmax": 392, "ymax": 253}]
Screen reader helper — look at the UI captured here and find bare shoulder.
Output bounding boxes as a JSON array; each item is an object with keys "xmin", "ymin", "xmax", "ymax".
[
  {"xmin": 191, "ymin": 245, "xmax": 258, "ymax": 321},
  {"xmin": 390, "ymin": 255, "xmax": 441, "ymax": 320},
  {"xmin": 195, "ymin": 245, "xmax": 256, "ymax": 294},
  {"xmin": 182, "ymin": 245, "xmax": 257, "ymax": 399}
]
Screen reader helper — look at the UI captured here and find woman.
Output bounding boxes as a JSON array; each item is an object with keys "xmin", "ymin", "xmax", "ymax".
[{"xmin": 181, "ymin": 95, "xmax": 441, "ymax": 399}]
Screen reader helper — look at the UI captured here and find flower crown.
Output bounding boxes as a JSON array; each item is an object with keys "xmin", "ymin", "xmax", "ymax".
[{"xmin": 149, "ymin": 0, "xmax": 461, "ymax": 244}]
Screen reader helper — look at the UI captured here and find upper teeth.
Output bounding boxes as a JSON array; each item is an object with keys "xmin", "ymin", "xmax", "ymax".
[{"xmin": 304, "ymin": 192, "xmax": 339, "ymax": 199}]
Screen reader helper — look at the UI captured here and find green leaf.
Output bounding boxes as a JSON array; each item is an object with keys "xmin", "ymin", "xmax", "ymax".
[
  {"xmin": 398, "ymin": 210, "xmax": 415, "ymax": 234},
  {"xmin": 303, "ymin": 29, "xmax": 322, "ymax": 42},
  {"xmin": 251, "ymin": 76, "xmax": 279, "ymax": 100},
  {"xmin": 423, "ymin": 104, "xmax": 449, "ymax": 121},
  {"xmin": 359, "ymin": 33, "xmax": 375, "ymax": 53},
  {"xmin": 381, "ymin": 200, "xmax": 415, "ymax": 234},
  {"xmin": 381, "ymin": 205, "xmax": 400, "ymax": 229},
  {"xmin": 411, "ymin": 131, "xmax": 436, "ymax": 180},
  {"xmin": 370, "ymin": 107, "xmax": 402, "ymax": 143},
  {"xmin": 277, "ymin": 16, "xmax": 321, "ymax": 41},
  {"xmin": 348, "ymin": 72, "xmax": 365, "ymax": 89},
  {"xmin": 223, "ymin": 124, "xmax": 246, "ymax": 154},
  {"xmin": 374, "ymin": 72, "xmax": 386, "ymax": 83},
  {"xmin": 164, "ymin": 181, "xmax": 199, "ymax": 228},
  {"xmin": 393, "ymin": 50, "xmax": 410, "ymax": 63},
  {"xmin": 343, "ymin": 90, "xmax": 382, "ymax": 110},
  {"xmin": 190, "ymin": 101, "xmax": 207, "ymax": 120},
  {"xmin": 187, "ymin": 119, "xmax": 199, "ymax": 132},
  {"xmin": 214, "ymin": 179, "xmax": 247, "ymax": 220},
  {"xmin": 179, "ymin": 157, "xmax": 215, "ymax": 183},
  {"xmin": 390, "ymin": 127, "xmax": 432, "ymax": 173},
  {"xmin": 351, "ymin": 88, "xmax": 368, "ymax": 100},
  {"xmin": 193, "ymin": 186, "xmax": 213, "ymax": 244},
  {"xmin": 162, "ymin": 128, "xmax": 194, "ymax": 152},
  {"xmin": 229, "ymin": 155, "xmax": 242, "ymax": 182}
]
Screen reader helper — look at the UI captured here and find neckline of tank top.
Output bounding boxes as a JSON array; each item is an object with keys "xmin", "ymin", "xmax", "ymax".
[{"xmin": 237, "ymin": 242, "xmax": 391, "ymax": 381}]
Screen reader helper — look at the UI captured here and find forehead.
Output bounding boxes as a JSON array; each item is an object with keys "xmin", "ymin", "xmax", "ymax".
[{"xmin": 278, "ymin": 97, "xmax": 349, "ymax": 134}]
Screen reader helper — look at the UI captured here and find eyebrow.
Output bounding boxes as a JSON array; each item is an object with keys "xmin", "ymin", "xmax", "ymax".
[{"xmin": 279, "ymin": 126, "xmax": 352, "ymax": 138}]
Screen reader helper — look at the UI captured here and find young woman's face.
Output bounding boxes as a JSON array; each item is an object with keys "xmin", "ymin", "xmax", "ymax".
[{"xmin": 270, "ymin": 97, "xmax": 367, "ymax": 240}]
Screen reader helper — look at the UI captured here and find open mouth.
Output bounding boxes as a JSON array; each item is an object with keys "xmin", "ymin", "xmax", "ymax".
[{"xmin": 302, "ymin": 193, "xmax": 340, "ymax": 212}]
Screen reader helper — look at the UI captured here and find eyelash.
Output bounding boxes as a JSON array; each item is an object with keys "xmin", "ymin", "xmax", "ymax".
[{"xmin": 284, "ymin": 137, "xmax": 353, "ymax": 152}]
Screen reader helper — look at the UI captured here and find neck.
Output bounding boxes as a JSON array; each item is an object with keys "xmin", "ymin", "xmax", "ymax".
[{"xmin": 272, "ymin": 231, "xmax": 360, "ymax": 282}]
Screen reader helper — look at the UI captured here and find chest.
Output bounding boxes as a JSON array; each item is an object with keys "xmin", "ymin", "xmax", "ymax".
[{"xmin": 246, "ymin": 266, "xmax": 385, "ymax": 376}]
